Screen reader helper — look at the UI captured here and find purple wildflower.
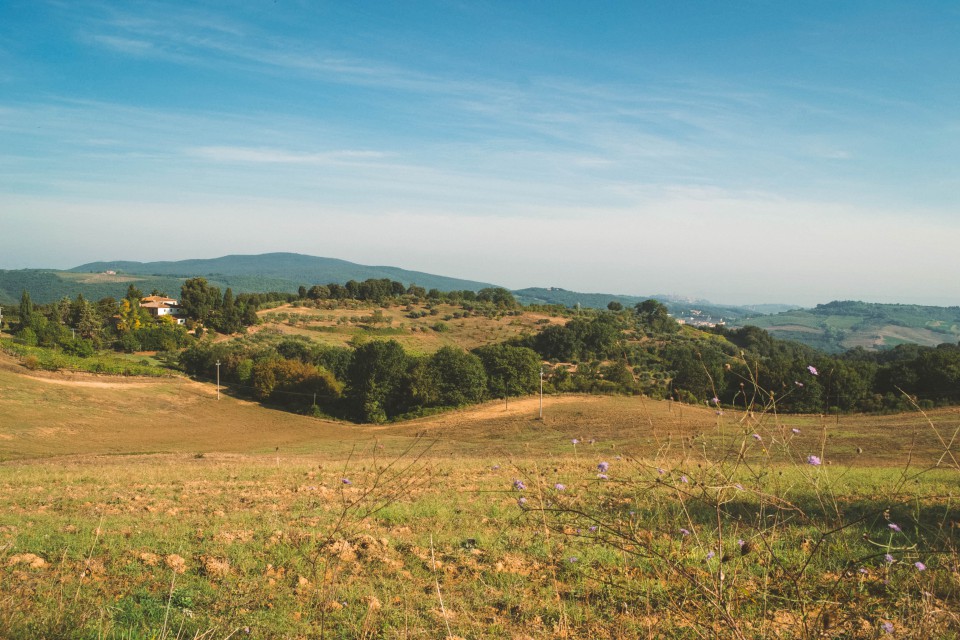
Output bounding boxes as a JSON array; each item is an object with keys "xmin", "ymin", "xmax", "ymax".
[
  {"xmin": 571, "ymin": 438, "xmax": 579, "ymax": 445},
  {"xmin": 680, "ymin": 528, "xmax": 691, "ymax": 536},
  {"xmin": 491, "ymin": 464, "xmax": 500, "ymax": 470},
  {"xmin": 807, "ymin": 455, "xmax": 822, "ymax": 466},
  {"xmin": 517, "ymin": 497, "xmax": 527, "ymax": 506},
  {"xmin": 554, "ymin": 483, "xmax": 566, "ymax": 491},
  {"xmin": 657, "ymin": 467, "xmax": 665, "ymax": 475},
  {"xmin": 705, "ymin": 551, "xmax": 715, "ymax": 561},
  {"xmin": 597, "ymin": 461, "xmax": 610, "ymax": 473},
  {"xmin": 752, "ymin": 433, "xmax": 762, "ymax": 441},
  {"xmin": 807, "ymin": 365, "xmax": 818, "ymax": 376},
  {"xmin": 734, "ymin": 483, "xmax": 744, "ymax": 491},
  {"xmin": 859, "ymin": 568, "xmax": 869, "ymax": 575},
  {"xmin": 888, "ymin": 523, "xmax": 902, "ymax": 533},
  {"xmin": 680, "ymin": 475, "xmax": 689, "ymax": 483},
  {"xmin": 513, "ymin": 479, "xmax": 527, "ymax": 491},
  {"xmin": 589, "ymin": 525, "xmax": 598, "ymax": 532},
  {"xmin": 884, "ymin": 553, "xmax": 895, "ymax": 564},
  {"xmin": 341, "ymin": 478, "xmax": 352, "ymax": 485},
  {"xmin": 915, "ymin": 561, "xmax": 926, "ymax": 571},
  {"xmin": 791, "ymin": 428, "xmax": 801, "ymax": 434},
  {"xmin": 882, "ymin": 621, "xmax": 894, "ymax": 634},
  {"xmin": 710, "ymin": 396, "xmax": 719, "ymax": 405},
  {"xmin": 737, "ymin": 539, "xmax": 746, "ymax": 549},
  {"xmin": 568, "ymin": 556, "xmax": 578, "ymax": 563},
  {"xmin": 597, "ymin": 473, "xmax": 608, "ymax": 480}
]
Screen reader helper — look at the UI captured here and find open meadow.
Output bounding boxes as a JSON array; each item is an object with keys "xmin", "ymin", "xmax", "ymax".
[{"xmin": 1, "ymin": 353, "xmax": 959, "ymax": 639}]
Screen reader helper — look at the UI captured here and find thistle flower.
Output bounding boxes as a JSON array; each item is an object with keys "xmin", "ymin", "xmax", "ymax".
[
  {"xmin": 710, "ymin": 396, "xmax": 719, "ymax": 405},
  {"xmin": 597, "ymin": 461, "xmax": 609, "ymax": 473},
  {"xmin": 807, "ymin": 455, "xmax": 822, "ymax": 466},
  {"xmin": 513, "ymin": 479, "xmax": 527, "ymax": 491}
]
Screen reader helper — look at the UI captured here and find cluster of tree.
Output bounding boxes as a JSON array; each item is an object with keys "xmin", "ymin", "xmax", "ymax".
[
  {"xmin": 179, "ymin": 277, "xmax": 290, "ymax": 334},
  {"xmin": 296, "ymin": 278, "xmax": 519, "ymax": 310},
  {"xmin": 179, "ymin": 334, "xmax": 540, "ymax": 423},
  {"xmin": 8, "ymin": 289, "xmax": 192, "ymax": 355},
  {"xmin": 511, "ymin": 301, "xmax": 960, "ymax": 413},
  {"xmin": 660, "ymin": 325, "xmax": 960, "ymax": 412}
]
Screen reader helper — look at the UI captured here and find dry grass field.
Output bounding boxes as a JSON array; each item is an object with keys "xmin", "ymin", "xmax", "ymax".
[
  {"xmin": 1, "ymin": 353, "xmax": 959, "ymax": 638},
  {"xmin": 254, "ymin": 302, "xmax": 563, "ymax": 354}
]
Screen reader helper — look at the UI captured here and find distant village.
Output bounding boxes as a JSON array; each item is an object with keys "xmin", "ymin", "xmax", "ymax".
[{"xmin": 674, "ymin": 309, "xmax": 726, "ymax": 328}]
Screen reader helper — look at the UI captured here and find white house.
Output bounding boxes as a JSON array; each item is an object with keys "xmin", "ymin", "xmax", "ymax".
[{"xmin": 140, "ymin": 296, "xmax": 186, "ymax": 325}]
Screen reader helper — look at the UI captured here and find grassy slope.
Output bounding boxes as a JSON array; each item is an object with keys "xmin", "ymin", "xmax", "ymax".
[{"xmin": 2, "ymin": 355, "xmax": 959, "ymax": 638}]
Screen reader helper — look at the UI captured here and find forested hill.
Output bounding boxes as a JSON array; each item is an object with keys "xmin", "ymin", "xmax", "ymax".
[
  {"xmin": 70, "ymin": 253, "xmax": 498, "ymax": 294},
  {"xmin": 738, "ymin": 300, "xmax": 960, "ymax": 352}
]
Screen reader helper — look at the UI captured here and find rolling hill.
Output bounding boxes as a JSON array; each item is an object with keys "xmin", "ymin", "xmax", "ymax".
[
  {"xmin": 70, "ymin": 253, "xmax": 498, "ymax": 295},
  {"xmin": 738, "ymin": 300, "xmax": 960, "ymax": 352}
]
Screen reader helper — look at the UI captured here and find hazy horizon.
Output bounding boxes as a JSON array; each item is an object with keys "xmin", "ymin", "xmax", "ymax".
[{"xmin": 3, "ymin": 2, "xmax": 959, "ymax": 307}]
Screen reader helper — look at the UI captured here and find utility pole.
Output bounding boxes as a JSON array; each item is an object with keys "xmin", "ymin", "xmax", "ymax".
[
  {"xmin": 539, "ymin": 369, "xmax": 544, "ymax": 419},
  {"xmin": 215, "ymin": 360, "xmax": 221, "ymax": 400}
]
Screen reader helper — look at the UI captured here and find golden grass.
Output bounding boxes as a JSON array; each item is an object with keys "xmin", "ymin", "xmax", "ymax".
[{"xmin": 2, "ymin": 357, "xmax": 959, "ymax": 638}]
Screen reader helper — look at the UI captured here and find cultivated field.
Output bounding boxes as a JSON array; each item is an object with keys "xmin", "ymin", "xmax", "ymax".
[{"xmin": 1, "ymin": 356, "xmax": 959, "ymax": 638}]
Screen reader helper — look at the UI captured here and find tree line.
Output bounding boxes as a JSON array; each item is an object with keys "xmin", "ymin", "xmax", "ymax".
[
  {"xmin": 7, "ymin": 279, "xmax": 960, "ymax": 417},
  {"xmin": 178, "ymin": 333, "xmax": 540, "ymax": 423}
]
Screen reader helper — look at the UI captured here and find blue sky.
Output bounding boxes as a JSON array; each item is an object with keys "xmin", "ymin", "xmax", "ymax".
[{"xmin": 2, "ymin": 1, "xmax": 959, "ymax": 306}]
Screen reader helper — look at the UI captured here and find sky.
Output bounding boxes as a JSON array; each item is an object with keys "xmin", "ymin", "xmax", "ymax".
[{"xmin": 2, "ymin": 1, "xmax": 959, "ymax": 307}]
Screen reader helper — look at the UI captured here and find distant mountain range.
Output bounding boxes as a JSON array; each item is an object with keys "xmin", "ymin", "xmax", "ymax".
[{"xmin": 2, "ymin": 253, "xmax": 958, "ymax": 352}]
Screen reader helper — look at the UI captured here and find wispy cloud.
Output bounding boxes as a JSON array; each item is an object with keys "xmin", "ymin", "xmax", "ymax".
[{"xmin": 187, "ymin": 146, "xmax": 388, "ymax": 165}]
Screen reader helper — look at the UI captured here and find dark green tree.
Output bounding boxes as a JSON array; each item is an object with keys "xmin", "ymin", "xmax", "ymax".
[
  {"xmin": 346, "ymin": 340, "xmax": 413, "ymax": 423},
  {"xmin": 473, "ymin": 344, "xmax": 541, "ymax": 407},
  {"xmin": 421, "ymin": 347, "xmax": 487, "ymax": 407},
  {"xmin": 17, "ymin": 290, "xmax": 33, "ymax": 331},
  {"xmin": 180, "ymin": 277, "xmax": 221, "ymax": 325}
]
